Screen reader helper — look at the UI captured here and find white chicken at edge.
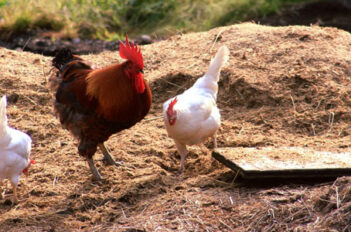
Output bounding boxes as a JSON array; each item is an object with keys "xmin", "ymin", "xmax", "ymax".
[
  {"xmin": 163, "ymin": 45, "xmax": 229, "ymax": 174},
  {"xmin": 0, "ymin": 95, "xmax": 33, "ymax": 204}
]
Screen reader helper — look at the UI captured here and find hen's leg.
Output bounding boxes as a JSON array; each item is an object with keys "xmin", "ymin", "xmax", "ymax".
[
  {"xmin": 87, "ymin": 158, "xmax": 102, "ymax": 181},
  {"xmin": 0, "ymin": 180, "xmax": 4, "ymax": 199},
  {"xmin": 213, "ymin": 132, "xmax": 218, "ymax": 149},
  {"xmin": 11, "ymin": 184, "xmax": 18, "ymax": 204},
  {"xmin": 175, "ymin": 141, "xmax": 188, "ymax": 175},
  {"xmin": 98, "ymin": 143, "xmax": 121, "ymax": 166}
]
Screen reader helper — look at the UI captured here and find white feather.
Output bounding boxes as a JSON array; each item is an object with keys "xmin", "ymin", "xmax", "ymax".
[
  {"xmin": 0, "ymin": 95, "xmax": 32, "ymax": 186},
  {"xmin": 163, "ymin": 46, "xmax": 229, "ymax": 146}
]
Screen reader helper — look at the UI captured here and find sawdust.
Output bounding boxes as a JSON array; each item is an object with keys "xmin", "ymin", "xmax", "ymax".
[{"xmin": 1, "ymin": 23, "xmax": 351, "ymax": 231}]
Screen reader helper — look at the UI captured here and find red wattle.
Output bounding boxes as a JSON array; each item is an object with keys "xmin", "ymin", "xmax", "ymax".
[{"xmin": 135, "ymin": 73, "xmax": 145, "ymax": 93}]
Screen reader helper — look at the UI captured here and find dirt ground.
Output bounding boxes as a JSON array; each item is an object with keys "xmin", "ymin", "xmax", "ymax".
[{"xmin": 1, "ymin": 23, "xmax": 351, "ymax": 231}]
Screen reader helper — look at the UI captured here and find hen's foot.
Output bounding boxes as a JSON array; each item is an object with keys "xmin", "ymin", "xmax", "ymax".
[
  {"xmin": 12, "ymin": 186, "xmax": 18, "ymax": 205},
  {"xmin": 177, "ymin": 168, "xmax": 183, "ymax": 176}
]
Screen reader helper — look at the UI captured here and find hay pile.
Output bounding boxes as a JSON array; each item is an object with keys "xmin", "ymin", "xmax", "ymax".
[{"xmin": 1, "ymin": 23, "xmax": 351, "ymax": 231}]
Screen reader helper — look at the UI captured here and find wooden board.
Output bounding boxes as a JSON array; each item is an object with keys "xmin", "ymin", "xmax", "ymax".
[{"xmin": 212, "ymin": 147, "xmax": 351, "ymax": 179}]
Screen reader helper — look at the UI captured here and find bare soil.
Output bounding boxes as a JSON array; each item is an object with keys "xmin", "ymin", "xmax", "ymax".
[{"xmin": 1, "ymin": 23, "xmax": 351, "ymax": 231}]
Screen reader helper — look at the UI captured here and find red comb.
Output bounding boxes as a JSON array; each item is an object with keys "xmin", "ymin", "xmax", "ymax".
[
  {"xmin": 167, "ymin": 97, "xmax": 178, "ymax": 114},
  {"xmin": 119, "ymin": 34, "xmax": 144, "ymax": 69}
]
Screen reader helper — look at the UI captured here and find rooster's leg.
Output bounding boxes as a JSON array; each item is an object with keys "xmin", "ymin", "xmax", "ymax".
[
  {"xmin": 175, "ymin": 141, "xmax": 187, "ymax": 175},
  {"xmin": 98, "ymin": 143, "xmax": 122, "ymax": 166},
  {"xmin": 87, "ymin": 158, "xmax": 102, "ymax": 181}
]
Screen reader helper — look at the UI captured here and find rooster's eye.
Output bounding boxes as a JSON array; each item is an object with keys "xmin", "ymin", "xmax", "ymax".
[{"xmin": 140, "ymin": 69, "xmax": 144, "ymax": 74}]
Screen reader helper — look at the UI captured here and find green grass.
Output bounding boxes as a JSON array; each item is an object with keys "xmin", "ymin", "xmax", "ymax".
[{"xmin": 0, "ymin": 0, "xmax": 310, "ymax": 40}]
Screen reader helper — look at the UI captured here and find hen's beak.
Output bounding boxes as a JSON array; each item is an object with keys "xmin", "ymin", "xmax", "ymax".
[
  {"xmin": 23, "ymin": 159, "xmax": 34, "ymax": 177},
  {"xmin": 23, "ymin": 169, "xmax": 29, "ymax": 177}
]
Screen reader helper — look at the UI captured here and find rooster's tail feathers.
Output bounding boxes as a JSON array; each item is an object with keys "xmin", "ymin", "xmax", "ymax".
[
  {"xmin": 52, "ymin": 48, "xmax": 76, "ymax": 70},
  {"xmin": 0, "ymin": 95, "xmax": 8, "ymax": 135},
  {"xmin": 205, "ymin": 46, "xmax": 229, "ymax": 81},
  {"xmin": 50, "ymin": 48, "xmax": 90, "ymax": 92}
]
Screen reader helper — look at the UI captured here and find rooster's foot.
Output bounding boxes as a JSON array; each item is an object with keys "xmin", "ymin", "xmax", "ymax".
[
  {"xmin": 98, "ymin": 143, "xmax": 122, "ymax": 167},
  {"xmin": 87, "ymin": 158, "xmax": 102, "ymax": 181}
]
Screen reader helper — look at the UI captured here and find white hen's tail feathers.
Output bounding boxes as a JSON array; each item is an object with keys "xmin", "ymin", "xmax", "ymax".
[
  {"xmin": 0, "ymin": 95, "xmax": 8, "ymax": 136},
  {"xmin": 205, "ymin": 46, "xmax": 229, "ymax": 82}
]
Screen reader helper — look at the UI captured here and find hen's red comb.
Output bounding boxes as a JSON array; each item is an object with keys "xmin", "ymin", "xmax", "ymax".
[
  {"xmin": 167, "ymin": 97, "xmax": 178, "ymax": 114},
  {"xmin": 119, "ymin": 34, "xmax": 144, "ymax": 69}
]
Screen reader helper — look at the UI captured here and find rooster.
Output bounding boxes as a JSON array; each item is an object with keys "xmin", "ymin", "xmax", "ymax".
[
  {"xmin": 163, "ymin": 46, "xmax": 229, "ymax": 174},
  {"xmin": 0, "ymin": 95, "xmax": 33, "ymax": 203},
  {"xmin": 50, "ymin": 35, "xmax": 152, "ymax": 180}
]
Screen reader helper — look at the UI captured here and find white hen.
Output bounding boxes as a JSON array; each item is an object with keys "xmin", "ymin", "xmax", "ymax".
[
  {"xmin": 0, "ymin": 95, "xmax": 33, "ymax": 203},
  {"xmin": 163, "ymin": 46, "xmax": 229, "ymax": 174}
]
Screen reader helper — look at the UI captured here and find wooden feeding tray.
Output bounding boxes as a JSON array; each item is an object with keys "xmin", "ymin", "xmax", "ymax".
[{"xmin": 212, "ymin": 147, "xmax": 351, "ymax": 179}]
